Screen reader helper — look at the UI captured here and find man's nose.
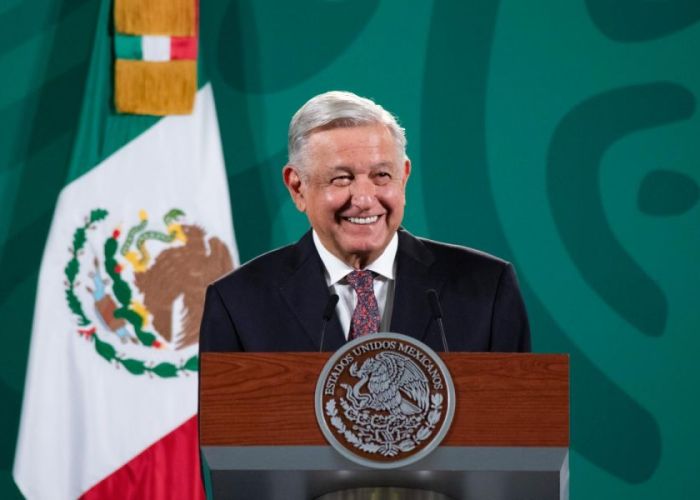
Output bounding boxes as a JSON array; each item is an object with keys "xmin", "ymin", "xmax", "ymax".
[{"xmin": 350, "ymin": 178, "xmax": 376, "ymax": 209}]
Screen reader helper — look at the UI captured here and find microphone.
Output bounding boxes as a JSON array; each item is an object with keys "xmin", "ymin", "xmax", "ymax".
[
  {"xmin": 426, "ymin": 289, "xmax": 449, "ymax": 353},
  {"xmin": 319, "ymin": 294, "xmax": 339, "ymax": 352}
]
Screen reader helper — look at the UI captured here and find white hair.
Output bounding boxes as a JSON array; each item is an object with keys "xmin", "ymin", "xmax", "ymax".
[{"xmin": 287, "ymin": 91, "xmax": 407, "ymax": 170}]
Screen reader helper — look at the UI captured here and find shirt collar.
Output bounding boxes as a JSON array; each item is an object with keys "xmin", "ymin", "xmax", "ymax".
[{"xmin": 312, "ymin": 231, "xmax": 398, "ymax": 285}]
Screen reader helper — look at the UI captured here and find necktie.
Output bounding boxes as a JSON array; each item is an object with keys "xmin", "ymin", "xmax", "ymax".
[{"xmin": 346, "ymin": 270, "xmax": 381, "ymax": 339}]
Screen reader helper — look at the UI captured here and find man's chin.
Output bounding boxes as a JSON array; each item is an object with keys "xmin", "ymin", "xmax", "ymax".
[{"xmin": 337, "ymin": 239, "xmax": 387, "ymax": 266}]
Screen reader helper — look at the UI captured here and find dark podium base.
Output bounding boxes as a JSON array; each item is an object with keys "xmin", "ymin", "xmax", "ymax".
[
  {"xmin": 315, "ymin": 487, "xmax": 453, "ymax": 500},
  {"xmin": 203, "ymin": 446, "xmax": 569, "ymax": 500}
]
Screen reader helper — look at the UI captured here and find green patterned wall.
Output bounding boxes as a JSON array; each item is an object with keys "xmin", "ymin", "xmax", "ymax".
[{"xmin": 1, "ymin": 1, "xmax": 698, "ymax": 497}]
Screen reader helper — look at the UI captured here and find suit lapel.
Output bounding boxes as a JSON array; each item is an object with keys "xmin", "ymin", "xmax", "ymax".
[
  {"xmin": 390, "ymin": 230, "xmax": 442, "ymax": 343},
  {"xmin": 278, "ymin": 232, "xmax": 345, "ymax": 351}
]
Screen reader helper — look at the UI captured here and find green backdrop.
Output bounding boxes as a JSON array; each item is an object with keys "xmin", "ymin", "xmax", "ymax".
[{"xmin": 1, "ymin": 0, "xmax": 698, "ymax": 498}]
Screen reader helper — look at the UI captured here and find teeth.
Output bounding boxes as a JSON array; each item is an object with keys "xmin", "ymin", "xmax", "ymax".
[{"xmin": 346, "ymin": 216, "xmax": 379, "ymax": 225}]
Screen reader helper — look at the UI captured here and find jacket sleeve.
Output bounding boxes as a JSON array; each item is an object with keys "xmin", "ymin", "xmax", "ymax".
[
  {"xmin": 490, "ymin": 263, "xmax": 531, "ymax": 352},
  {"xmin": 199, "ymin": 284, "xmax": 243, "ymax": 352}
]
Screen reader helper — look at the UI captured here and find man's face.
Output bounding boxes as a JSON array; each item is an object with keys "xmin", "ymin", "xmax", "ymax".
[{"xmin": 284, "ymin": 123, "xmax": 411, "ymax": 269}]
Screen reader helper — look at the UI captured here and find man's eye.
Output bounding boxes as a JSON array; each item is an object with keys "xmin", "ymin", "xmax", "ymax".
[
  {"xmin": 374, "ymin": 172, "xmax": 392, "ymax": 184},
  {"xmin": 331, "ymin": 176, "xmax": 352, "ymax": 186}
]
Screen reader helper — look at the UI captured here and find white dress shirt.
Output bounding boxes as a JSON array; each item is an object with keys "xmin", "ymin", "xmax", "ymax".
[{"xmin": 312, "ymin": 231, "xmax": 397, "ymax": 339}]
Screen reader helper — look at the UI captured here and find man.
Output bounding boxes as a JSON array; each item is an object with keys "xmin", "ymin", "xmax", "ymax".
[{"xmin": 199, "ymin": 91, "xmax": 530, "ymax": 352}]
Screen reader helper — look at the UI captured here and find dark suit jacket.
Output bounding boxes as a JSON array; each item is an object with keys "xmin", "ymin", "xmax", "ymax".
[{"xmin": 199, "ymin": 229, "xmax": 530, "ymax": 353}]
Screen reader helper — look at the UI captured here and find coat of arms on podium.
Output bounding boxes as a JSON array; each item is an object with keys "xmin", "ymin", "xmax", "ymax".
[{"xmin": 316, "ymin": 333, "xmax": 456, "ymax": 468}]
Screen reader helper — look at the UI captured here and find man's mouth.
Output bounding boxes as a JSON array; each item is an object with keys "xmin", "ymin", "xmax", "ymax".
[{"xmin": 343, "ymin": 215, "xmax": 380, "ymax": 225}]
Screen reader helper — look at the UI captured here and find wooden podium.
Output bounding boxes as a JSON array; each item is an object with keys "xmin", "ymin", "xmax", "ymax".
[{"xmin": 200, "ymin": 353, "xmax": 569, "ymax": 500}]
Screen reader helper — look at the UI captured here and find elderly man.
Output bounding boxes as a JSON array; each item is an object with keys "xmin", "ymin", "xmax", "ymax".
[{"xmin": 199, "ymin": 91, "xmax": 530, "ymax": 352}]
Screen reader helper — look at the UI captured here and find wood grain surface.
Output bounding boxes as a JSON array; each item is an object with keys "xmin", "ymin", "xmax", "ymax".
[{"xmin": 199, "ymin": 352, "xmax": 568, "ymax": 447}]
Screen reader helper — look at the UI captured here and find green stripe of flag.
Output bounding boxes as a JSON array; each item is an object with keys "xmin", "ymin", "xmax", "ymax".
[{"xmin": 114, "ymin": 34, "xmax": 142, "ymax": 60}]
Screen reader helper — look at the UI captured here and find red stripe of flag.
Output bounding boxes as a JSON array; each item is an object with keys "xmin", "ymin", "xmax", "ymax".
[
  {"xmin": 171, "ymin": 36, "xmax": 198, "ymax": 60},
  {"xmin": 80, "ymin": 416, "xmax": 205, "ymax": 500}
]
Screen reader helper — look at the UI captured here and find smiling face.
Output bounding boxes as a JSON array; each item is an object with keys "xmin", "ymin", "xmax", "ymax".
[{"xmin": 283, "ymin": 123, "xmax": 411, "ymax": 269}]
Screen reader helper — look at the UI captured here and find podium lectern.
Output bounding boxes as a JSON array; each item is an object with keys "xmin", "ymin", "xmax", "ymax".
[{"xmin": 199, "ymin": 353, "xmax": 569, "ymax": 500}]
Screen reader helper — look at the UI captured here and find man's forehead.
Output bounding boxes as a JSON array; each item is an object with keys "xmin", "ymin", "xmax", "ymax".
[{"xmin": 300, "ymin": 123, "xmax": 405, "ymax": 178}]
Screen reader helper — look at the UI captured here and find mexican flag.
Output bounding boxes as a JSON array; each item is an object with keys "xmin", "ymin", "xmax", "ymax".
[{"xmin": 12, "ymin": 0, "xmax": 237, "ymax": 498}]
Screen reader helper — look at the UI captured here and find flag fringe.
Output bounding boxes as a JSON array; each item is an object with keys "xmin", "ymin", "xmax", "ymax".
[
  {"xmin": 114, "ymin": 0, "xmax": 195, "ymax": 36},
  {"xmin": 115, "ymin": 60, "xmax": 196, "ymax": 116}
]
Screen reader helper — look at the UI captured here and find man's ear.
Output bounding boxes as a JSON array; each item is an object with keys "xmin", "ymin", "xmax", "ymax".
[
  {"xmin": 283, "ymin": 165, "xmax": 306, "ymax": 212},
  {"xmin": 402, "ymin": 158, "xmax": 411, "ymax": 185}
]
